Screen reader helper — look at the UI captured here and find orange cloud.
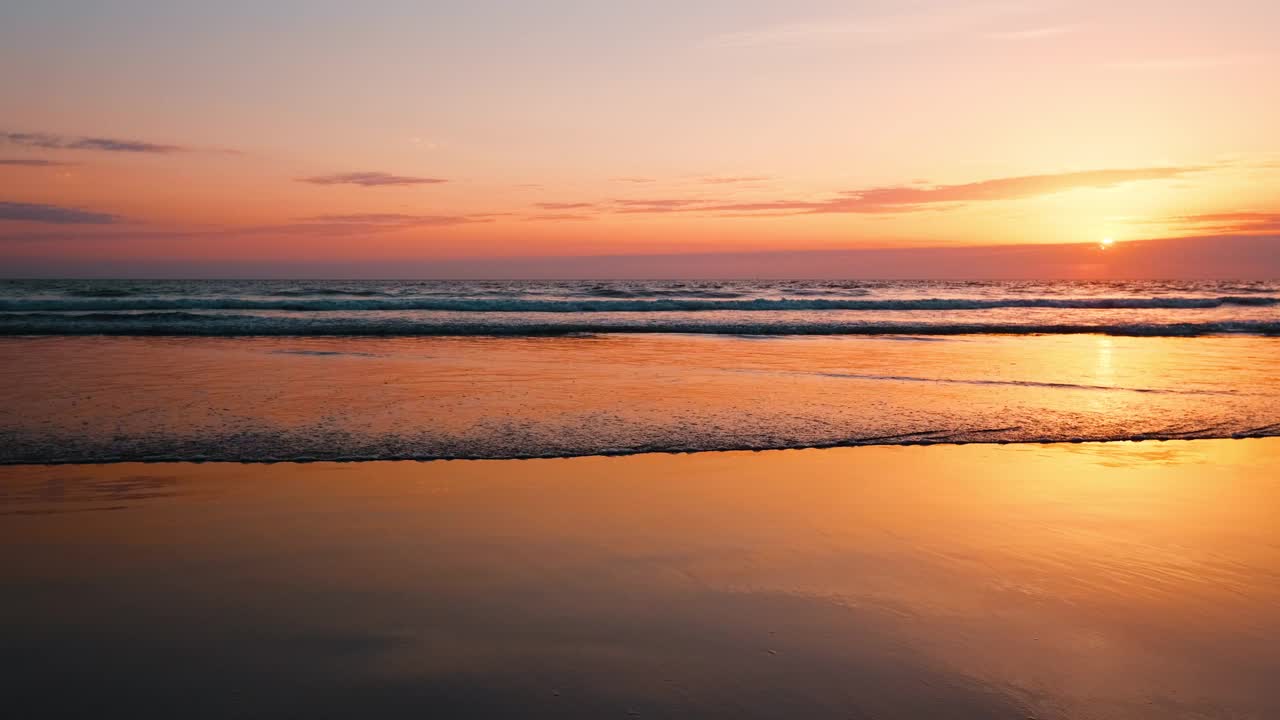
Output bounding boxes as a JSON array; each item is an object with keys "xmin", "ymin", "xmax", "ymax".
[
  {"xmin": 535, "ymin": 202, "xmax": 597, "ymax": 210},
  {"xmin": 708, "ymin": 166, "xmax": 1205, "ymax": 215},
  {"xmin": 613, "ymin": 198, "xmax": 708, "ymax": 214},
  {"xmin": 539, "ymin": 166, "xmax": 1205, "ymax": 219},
  {"xmin": 298, "ymin": 172, "xmax": 447, "ymax": 187},
  {"xmin": 1162, "ymin": 211, "xmax": 1280, "ymax": 235}
]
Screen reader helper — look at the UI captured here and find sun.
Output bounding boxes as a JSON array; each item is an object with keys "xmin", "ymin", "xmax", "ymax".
[{"xmin": 1099, "ymin": 237, "xmax": 1115, "ymax": 250}]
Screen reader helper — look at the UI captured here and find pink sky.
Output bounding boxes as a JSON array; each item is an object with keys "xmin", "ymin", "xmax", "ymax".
[{"xmin": 1, "ymin": 0, "xmax": 1278, "ymax": 277}]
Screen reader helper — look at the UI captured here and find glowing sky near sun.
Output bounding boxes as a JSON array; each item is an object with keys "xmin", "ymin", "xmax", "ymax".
[{"xmin": 1, "ymin": 0, "xmax": 1278, "ymax": 277}]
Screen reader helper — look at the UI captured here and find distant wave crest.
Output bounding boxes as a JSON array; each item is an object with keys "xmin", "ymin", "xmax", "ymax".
[
  {"xmin": 1, "ymin": 295, "xmax": 1277, "ymax": 313},
  {"xmin": 2, "ymin": 312, "xmax": 1278, "ymax": 337}
]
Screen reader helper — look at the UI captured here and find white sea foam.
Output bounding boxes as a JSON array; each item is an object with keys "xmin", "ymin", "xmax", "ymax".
[
  {"xmin": 1, "ymin": 279, "xmax": 1276, "ymax": 337},
  {"xmin": 0, "ymin": 295, "xmax": 1277, "ymax": 313},
  {"xmin": 1, "ymin": 312, "xmax": 1278, "ymax": 336}
]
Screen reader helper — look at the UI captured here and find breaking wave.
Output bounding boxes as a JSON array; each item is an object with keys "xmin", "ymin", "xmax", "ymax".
[
  {"xmin": 2, "ymin": 312, "xmax": 1278, "ymax": 336},
  {"xmin": 0, "ymin": 295, "xmax": 1277, "ymax": 313}
]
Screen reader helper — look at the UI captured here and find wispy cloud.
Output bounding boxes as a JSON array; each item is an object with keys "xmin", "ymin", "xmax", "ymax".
[
  {"xmin": 1158, "ymin": 211, "xmax": 1280, "ymax": 235},
  {"xmin": 0, "ymin": 212, "xmax": 485, "ymax": 243},
  {"xmin": 613, "ymin": 198, "xmax": 709, "ymax": 214},
  {"xmin": 0, "ymin": 201, "xmax": 121, "ymax": 224},
  {"xmin": 297, "ymin": 213, "xmax": 487, "ymax": 229},
  {"xmin": 535, "ymin": 202, "xmax": 597, "ymax": 210},
  {"xmin": 0, "ymin": 158, "xmax": 77, "ymax": 167},
  {"xmin": 612, "ymin": 177, "xmax": 657, "ymax": 184},
  {"xmin": 788, "ymin": 166, "xmax": 1203, "ymax": 214},
  {"xmin": 298, "ymin": 172, "xmax": 448, "ymax": 187},
  {"xmin": 2, "ymin": 131, "xmax": 189, "ymax": 154},
  {"xmin": 588, "ymin": 166, "xmax": 1204, "ymax": 217}
]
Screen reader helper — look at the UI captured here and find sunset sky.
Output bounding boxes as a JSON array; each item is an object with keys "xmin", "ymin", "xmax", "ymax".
[{"xmin": 2, "ymin": 0, "xmax": 1278, "ymax": 277}]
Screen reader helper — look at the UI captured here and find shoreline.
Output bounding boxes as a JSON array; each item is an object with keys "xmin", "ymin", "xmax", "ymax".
[
  {"xmin": 3, "ymin": 433, "xmax": 1279, "ymax": 467},
  {"xmin": 5, "ymin": 334, "xmax": 1277, "ymax": 465}
]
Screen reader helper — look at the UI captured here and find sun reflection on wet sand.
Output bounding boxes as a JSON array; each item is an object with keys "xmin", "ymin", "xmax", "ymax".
[{"xmin": 2, "ymin": 439, "xmax": 1278, "ymax": 718}]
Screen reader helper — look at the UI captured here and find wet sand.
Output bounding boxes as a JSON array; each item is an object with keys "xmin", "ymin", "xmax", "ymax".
[{"xmin": 3, "ymin": 440, "xmax": 1279, "ymax": 718}]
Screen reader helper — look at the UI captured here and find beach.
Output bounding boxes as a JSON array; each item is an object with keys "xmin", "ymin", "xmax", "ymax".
[
  {"xmin": 4, "ymin": 440, "xmax": 1278, "ymax": 719},
  {"xmin": 7, "ymin": 2, "xmax": 1280, "ymax": 716},
  {"xmin": 2, "ymin": 279, "xmax": 1278, "ymax": 718}
]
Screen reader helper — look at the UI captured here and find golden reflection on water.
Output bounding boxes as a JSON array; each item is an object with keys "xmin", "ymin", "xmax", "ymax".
[
  {"xmin": 1095, "ymin": 335, "xmax": 1114, "ymax": 383},
  {"xmin": 2, "ymin": 334, "xmax": 1279, "ymax": 463},
  {"xmin": 2, "ymin": 440, "xmax": 1278, "ymax": 718}
]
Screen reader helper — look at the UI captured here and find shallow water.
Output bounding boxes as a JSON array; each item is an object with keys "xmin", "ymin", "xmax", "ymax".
[{"xmin": 2, "ymin": 333, "xmax": 1277, "ymax": 463}]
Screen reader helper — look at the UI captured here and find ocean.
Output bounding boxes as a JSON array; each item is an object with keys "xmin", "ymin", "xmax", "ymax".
[
  {"xmin": 2, "ymin": 279, "xmax": 1278, "ymax": 464},
  {"xmin": 2, "ymin": 278, "xmax": 1279, "ymax": 336}
]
